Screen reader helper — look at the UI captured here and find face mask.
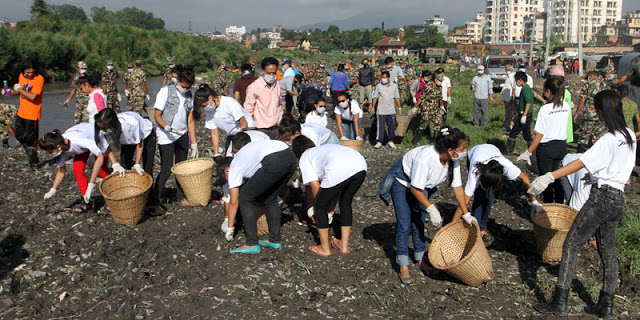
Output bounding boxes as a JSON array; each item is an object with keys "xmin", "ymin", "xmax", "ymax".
[
  {"xmin": 316, "ymin": 107, "xmax": 325, "ymax": 114},
  {"xmin": 53, "ymin": 148, "xmax": 63, "ymax": 157},
  {"xmin": 339, "ymin": 101, "xmax": 348, "ymax": 108},
  {"xmin": 435, "ymin": 81, "xmax": 442, "ymax": 86},
  {"xmin": 107, "ymin": 66, "xmax": 114, "ymax": 71},
  {"xmin": 242, "ymin": 70, "xmax": 251, "ymax": 75},
  {"xmin": 176, "ymin": 85, "xmax": 188, "ymax": 94},
  {"xmin": 452, "ymin": 150, "xmax": 467, "ymax": 160},
  {"xmin": 283, "ymin": 65, "xmax": 289, "ymax": 70},
  {"xmin": 478, "ymin": 70, "xmax": 484, "ymax": 74},
  {"xmin": 80, "ymin": 69, "xmax": 87, "ymax": 74},
  {"xmin": 264, "ymin": 74, "xmax": 277, "ymax": 84},
  {"xmin": 169, "ymin": 64, "xmax": 175, "ymax": 68},
  {"xmin": 204, "ymin": 101, "xmax": 216, "ymax": 112},
  {"xmin": 608, "ymin": 74, "xmax": 615, "ymax": 80},
  {"xmin": 345, "ymin": 66, "xmax": 349, "ymax": 70},
  {"xmin": 171, "ymin": 77, "xmax": 177, "ymax": 84},
  {"xmin": 516, "ymin": 82, "xmax": 522, "ymax": 87},
  {"xmin": 381, "ymin": 78, "xmax": 389, "ymax": 85},
  {"xmin": 319, "ymin": 64, "xmax": 324, "ymax": 68},
  {"xmin": 128, "ymin": 68, "xmax": 134, "ymax": 73}
]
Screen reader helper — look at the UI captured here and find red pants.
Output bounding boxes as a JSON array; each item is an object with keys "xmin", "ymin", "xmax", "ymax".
[{"xmin": 73, "ymin": 152, "xmax": 111, "ymax": 195}]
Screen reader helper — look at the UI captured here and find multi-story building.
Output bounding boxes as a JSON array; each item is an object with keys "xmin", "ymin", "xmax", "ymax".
[
  {"xmin": 616, "ymin": 11, "xmax": 640, "ymax": 36},
  {"xmin": 595, "ymin": 25, "xmax": 618, "ymax": 44},
  {"xmin": 466, "ymin": 13, "xmax": 486, "ymax": 43},
  {"xmin": 484, "ymin": 0, "xmax": 544, "ymax": 43},
  {"xmin": 549, "ymin": 0, "xmax": 623, "ymax": 44},
  {"xmin": 523, "ymin": 12, "xmax": 547, "ymax": 43},
  {"xmin": 426, "ymin": 15, "xmax": 449, "ymax": 41},
  {"xmin": 225, "ymin": 25, "xmax": 246, "ymax": 35}
]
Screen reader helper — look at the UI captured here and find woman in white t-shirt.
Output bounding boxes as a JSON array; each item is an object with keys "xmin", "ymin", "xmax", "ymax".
[
  {"xmin": 152, "ymin": 65, "xmax": 199, "ymax": 208},
  {"xmin": 278, "ymin": 113, "xmax": 339, "ymax": 146},
  {"xmin": 194, "ymin": 84, "xmax": 255, "ymax": 156},
  {"xmin": 382, "ymin": 127, "xmax": 472, "ymax": 284},
  {"xmin": 75, "ymin": 72, "xmax": 106, "ymax": 123},
  {"xmin": 518, "ymin": 77, "xmax": 570, "ymax": 204},
  {"xmin": 452, "ymin": 144, "xmax": 541, "ymax": 242},
  {"xmin": 334, "ymin": 92, "xmax": 362, "ymax": 140},
  {"xmin": 304, "ymin": 97, "xmax": 328, "ymax": 127},
  {"xmin": 531, "ymin": 90, "xmax": 635, "ymax": 318},
  {"xmin": 291, "ymin": 137, "xmax": 367, "ymax": 257},
  {"xmin": 38, "ymin": 123, "xmax": 121, "ymax": 212}
]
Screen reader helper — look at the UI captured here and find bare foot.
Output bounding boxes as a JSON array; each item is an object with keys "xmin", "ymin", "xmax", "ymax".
[
  {"xmin": 180, "ymin": 199, "xmax": 190, "ymax": 206},
  {"xmin": 399, "ymin": 265, "xmax": 411, "ymax": 279}
]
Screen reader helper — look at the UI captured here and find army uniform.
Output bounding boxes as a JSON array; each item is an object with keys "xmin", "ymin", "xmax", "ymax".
[
  {"xmin": 214, "ymin": 67, "xmax": 231, "ymax": 96},
  {"xmin": 102, "ymin": 69, "xmax": 120, "ymax": 112},
  {"xmin": 417, "ymin": 82, "xmax": 443, "ymax": 134},
  {"xmin": 576, "ymin": 78, "xmax": 610, "ymax": 147},
  {"xmin": 123, "ymin": 66, "xmax": 133, "ymax": 106},
  {"xmin": 163, "ymin": 57, "xmax": 176, "ymax": 87},
  {"xmin": 0, "ymin": 104, "xmax": 17, "ymax": 145},
  {"xmin": 129, "ymin": 68, "xmax": 147, "ymax": 114},
  {"xmin": 346, "ymin": 64, "xmax": 360, "ymax": 102},
  {"xmin": 72, "ymin": 72, "xmax": 90, "ymax": 123}
]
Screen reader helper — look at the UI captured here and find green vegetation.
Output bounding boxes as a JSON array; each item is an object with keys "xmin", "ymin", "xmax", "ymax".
[{"xmin": 617, "ymin": 209, "xmax": 640, "ymax": 278}]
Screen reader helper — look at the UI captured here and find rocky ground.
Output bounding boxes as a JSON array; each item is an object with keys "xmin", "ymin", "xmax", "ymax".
[{"xmin": 1, "ymin": 108, "xmax": 639, "ymax": 319}]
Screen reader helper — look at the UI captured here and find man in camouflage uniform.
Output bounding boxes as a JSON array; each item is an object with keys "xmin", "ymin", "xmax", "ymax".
[
  {"xmin": 214, "ymin": 63, "xmax": 231, "ymax": 96},
  {"xmin": 312, "ymin": 61, "xmax": 328, "ymax": 89},
  {"xmin": 162, "ymin": 57, "xmax": 176, "ymax": 88},
  {"xmin": 574, "ymin": 70, "xmax": 610, "ymax": 152},
  {"xmin": 102, "ymin": 60, "xmax": 120, "ymax": 112},
  {"xmin": 64, "ymin": 61, "xmax": 90, "ymax": 124},
  {"xmin": 127, "ymin": 60, "xmax": 149, "ymax": 115},
  {"xmin": 345, "ymin": 59, "xmax": 360, "ymax": 103},
  {"xmin": 123, "ymin": 62, "xmax": 134, "ymax": 107},
  {"xmin": 413, "ymin": 74, "xmax": 443, "ymax": 145},
  {"xmin": 0, "ymin": 104, "xmax": 18, "ymax": 148}
]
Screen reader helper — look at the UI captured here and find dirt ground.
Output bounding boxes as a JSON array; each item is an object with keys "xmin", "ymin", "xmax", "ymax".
[{"xmin": 1, "ymin": 108, "xmax": 639, "ymax": 319}]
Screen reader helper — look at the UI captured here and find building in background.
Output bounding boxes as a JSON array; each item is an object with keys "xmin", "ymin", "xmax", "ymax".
[
  {"xmin": 549, "ymin": 0, "xmax": 623, "ymax": 44},
  {"xmin": 523, "ymin": 12, "xmax": 547, "ymax": 43},
  {"xmin": 373, "ymin": 35, "xmax": 408, "ymax": 56},
  {"xmin": 595, "ymin": 25, "xmax": 619, "ymax": 44},
  {"xmin": 410, "ymin": 15, "xmax": 450, "ymax": 42},
  {"xmin": 225, "ymin": 26, "xmax": 246, "ymax": 35},
  {"xmin": 484, "ymin": 0, "xmax": 544, "ymax": 44},
  {"xmin": 616, "ymin": 11, "xmax": 640, "ymax": 43},
  {"xmin": 451, "ymin": 12, "xmax": 485, "ymax": 44}
]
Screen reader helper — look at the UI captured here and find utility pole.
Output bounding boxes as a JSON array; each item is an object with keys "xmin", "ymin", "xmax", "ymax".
[
  {"xmin": 544, "ymin": 1, "xmax": 552, "ymax": 70},
  {"xmin": 577, "ymin": 0, "xmax": 584, "ymax": 76}
]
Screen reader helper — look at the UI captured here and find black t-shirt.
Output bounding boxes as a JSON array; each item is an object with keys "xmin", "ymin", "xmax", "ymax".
[{"xmin": 358, "ymin": 67, "xmax": 375, "ymax": 86}]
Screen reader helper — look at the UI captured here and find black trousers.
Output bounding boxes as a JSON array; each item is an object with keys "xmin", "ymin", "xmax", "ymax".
[
  {"xmin": 238, "ymin": 149, "xmax": 297, "ymax": 246},
  {"xmin": 151, "ymin": 134, "xmax": 188, "ymax": 205},
  {"xmin": 314, "ymin": 170, "xmax": 366, "ymax": 229},
  {"xmin": 285, "ymin": 93, "xmax": 294, "ymax": 114},
  {"xmin": 13, "ymin": 116, "xmax": 39, "ymax": 147},
  {"xmin": 120, "ymin": 128, "xmax": 156, "ymax": 175},
  {"xmin": 536, "ymin": 140, "xmax": 568, "ymax": 203},
  {"xmin": 508, "ymin": 112, "xmax": 533, "ymax": 142}
]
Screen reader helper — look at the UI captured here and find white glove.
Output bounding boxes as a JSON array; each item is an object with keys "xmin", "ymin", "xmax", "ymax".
[
  {"xmin": 517, "ymin": 150, "xmax": 532, "ymax": 166},
  {"xmin": 133, "ymin": 164, "xmax": 144, "ymax": 176},
  {"xmin": 340, "ymin": 136, "xmax": 349, "ymax": 141},
  {"xmin": 117, "ymin": 93, "xmax": 122, "ymax": 102},
  {"xmin": 124, "ymin": 89, "xmax": 130, "ymax": 97},
  {"xmin": 112, "ymin": 163, "xmax": 126, "ymax": 177},
  {"xmin": 326, "ymin": 89, "xmax": 330, "ymax": 97},
  {"xmin": 461, "ymin": 213, "xmax": 478, "ymax": 226},
  {"xmin": 164, "ymin": 125, "xmax": 172, "ymax": 133},
  {"xmin": 520, "ymin": 115, "xmax": 527, "ymax": 125},
  {"xmin": 355, "ymin": 136, "xmax": 363, "ymax": 141},
  {"xmin": 447, "ymin": 97, "xmax": 452, "ymax": 104},
  {"xmin": 145, "ymin": 94, "xmax": 150, "ymax": 102},
  {"xmin": 528, "ymin": 172, "xmax": 555, "ymax": 195},
  {"xmin": 426, "ymin": 204, "xmax": 442, "ymax": 228},
  {"xmin": 221, "ymin": 218, "xmax": 229, "ymax": 233},
  {"xmin": 412, "ymin": 97, "xmax": 417, "ymax": 104},
  {"xmin": 44, "ymin": 188, "xmax": 56, "ymax": 200},
  {"xmin": 225, "ymin": 227, "xmax": 235, "ymax": 241},
  {"xmin": 189, "ymin": 143, "xmax": 199, "ymax": 159},
  {"xmin": 13, "ymin": 83, "xmax": 20, "ymax": 91},
  {"xmin": 307, "ymin": 206, "xmax": 315, "ymax": 218},
  {"xmin": 84, "ymin": 183, "xmax": 95, "ymax": 203},
  {"xmin": 529, "ymin": 200, "xmax": 543, "ymax": 214}
]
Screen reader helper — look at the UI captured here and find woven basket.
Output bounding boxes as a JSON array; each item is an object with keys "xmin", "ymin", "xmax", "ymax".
[
  {"xmin": 428, "ymin": 220, "xmax": 494, "ymax": 286},
  {"xmin": 339, "ymin": 139, "xmax": 364, "ymax": 153},
  {"xmin": 99, "ymin": 171, "xmax": 153, "ymax": 227},
  {"xmin": 256, "ymin": 187, "xmax": 289, "ymax": 236},
  {"xmin": 171, "ymin": 158, "xmax": 214, "ymax": 206},
  {"xmin": 395, "ymin": 115, "xmax": 412, "ymax": 137},
  {"xmin": 532, "ymin": 203, "xmax": 578, "ymax": 263}
]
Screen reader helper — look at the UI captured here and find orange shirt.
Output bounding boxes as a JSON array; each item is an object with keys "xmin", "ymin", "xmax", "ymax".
[
  {"xmin": 16, "ymin": 73, "xmax": 44, "ymax": 120},
  {"xmin": 276, "ymin": 69, "xmax": 282, "ymax": 81}
]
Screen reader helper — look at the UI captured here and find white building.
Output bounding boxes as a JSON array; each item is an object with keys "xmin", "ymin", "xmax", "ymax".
[
  {"xmin": 484, "ymin": 0, "xmax": 544, "ymax": 43},
  {"xmin": 225, "ymin": 25, "xmax": 246, "ymax": 35},
  {"xmin": 549, "ymin": 0, "xmax": 623, "ymax": 44},
  {"xmin": 466, "ymin": 13, "xmax": 486, "ymax": 43},
  {"xmin": 523, "ymin": 12, "xmax": 547, "ymax": 43},
  {"xmin": 259, "ymin": 31, "xmax": 282, "ymax": 49},
  {"xmin": 426, "ymin": 15, "xmax": 449, "ymax": 41}
]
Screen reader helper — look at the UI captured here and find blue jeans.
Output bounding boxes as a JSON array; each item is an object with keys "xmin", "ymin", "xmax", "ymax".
[
  {"xmin": 391, "ymin": 177, "xmax": 435, "ymax": 266},
  {"xmin": 341, "ymin": 118, "xmax": 361, "ymax": 140},
  {"xmin": 470, "ymin": 186, "xmax": 495, "ymax": 232}
]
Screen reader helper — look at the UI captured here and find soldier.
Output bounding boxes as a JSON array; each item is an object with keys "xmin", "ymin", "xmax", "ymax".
[
  {"xmin": 345, "ymin": 59, "xmax": 360, "ymax": 103},
  {"xmin": 0, "ymin": 104, "xmax": 18, "ymax": 148},
  {"xmin": 600, "ymin": 65, "xmax": 617, "ymax": 88},
  {"xmin": 313, "ymin": 60, "xmax": 328, "ymax": 90},
  {"xmin": 161, "ymin": 56, "xmax": 176, "ymax": 87},
  {"xmin": 101, "ymin": 60, "xmax": 120, "ymax": 112},
  {"xmin": 64, "ymin": 61, "xmax": 90, "ymax": 124},
  {"xmin": 123, "ymin": 62, "xmax": 134, "ymax": 107},
  {"xmin": 412, "ymin": 72, "xmax": 443, "ymax": 145},
  {"xmin": 128, "ymin": 60, "xmax": 149, "ymax": 115},
  {"xmin": 574, "ymin": 70, "xmax": 610, "ymax": 152}
]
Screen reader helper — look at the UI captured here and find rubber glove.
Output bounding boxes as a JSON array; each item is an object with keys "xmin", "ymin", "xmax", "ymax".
[
  {"xmin": 461, "ymin": 213, "xmax": 478, "ymax": 226},
  {"xmin": 117, "ymin": 93, "xmax": 122, "ymax": 102},
  {"xmin": 447, "ymin": 97, "xmax": 452, "ymax": 104},
  {"xmin": 307, "ymin": 206, "xmax": 315, "ymax": 218},
  {"xmin": 189, "ymin": 143, "xmax": 199, "ymax": 159},
  {"xmin": 328, "ymin": 211, "xmax": 334, "ymax": 224},
  {"xmin": 112, "ymin": 163, "xmax": 126, "ymax": 177},
  {"xmin": 163, "ymin": 125, "xmax": 172, "ymax": 133},
  {"xmin": 13, "ymin": 84, "xmax": 20, "ymax": 91},
  {"xmin": 412, "ymin": 97, "xmax": 417, "ymax": 104},
  {"xmin": 520, "ymin": 115, "xmax": 527, "ymax": 125},
  {"xmin": 124, "ymin": 89, "xmax": 130, "ymax": 97},
  {"xmin": 225, "ymin": 227, "xmax": 235, "ymax": 241},
  {"xmin": 528, "ymin": 172, "xmax": 555, "ymax": 195},
  {"xmin": 340, "ymin": 136, "xmax": 349, "ymax": 141},
  {"xmin": 145, "ymin": 94, "xmax": 150, "ymax": 102},
  {"xmin": 84, "ymin": 183, "xmax": 95, "ymax": 203},
  {"xmin": 355, "ymin": 136, "xmax": 363, "ymax": 141},
  {"xmin": 221, "ymin": 218, "xmax": 229, "ymax": 233},
  {"xmin": 426, "ymin": 204, "xmax": 442, "ymax": 228},
  {"xmin": 517, "ymin": 150, "xmax": 532, "ymax": 166},
  {"xmin": 44, "ymin": 188, "xmax": 56, "ymax": 200},
  {"xmin": 529, "ymin": 200, "xmax": 543, "ymax": 213},
  {"xmin": 133, "ymin": 164, "xmax": 144, "ymax": 176}
]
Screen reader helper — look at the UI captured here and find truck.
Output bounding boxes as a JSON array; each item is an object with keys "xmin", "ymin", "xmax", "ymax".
[
  {"xmin": 419, "ymin": 48, "xmax": 461, "ymax": 64},
  {"xmin": 484, "ymin": 55, "xmax": 517, "ymax": 91}
]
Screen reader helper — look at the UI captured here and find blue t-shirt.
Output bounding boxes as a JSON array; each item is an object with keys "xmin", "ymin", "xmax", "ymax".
[{"xmin": 329, "ymin": 72, "xmax": 349, "ymax": 91}]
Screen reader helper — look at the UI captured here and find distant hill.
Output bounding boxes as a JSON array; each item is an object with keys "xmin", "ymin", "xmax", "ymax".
[{"xmin": 298, "ymin": 10, "xmax": 430, "ymax": 31}]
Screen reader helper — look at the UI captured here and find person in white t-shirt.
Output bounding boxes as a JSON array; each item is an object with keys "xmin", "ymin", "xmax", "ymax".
[
  {"xmin": 291, "ymin": 138, "xmax": 367, "ymax": 257},
  {"xmin": 194, "ymin": 84, "xmax": 255, "ymax": 156},
  {"xmin": 383, "ymin": 126, "xmax": 473, "ymax": 284},
  {"xmin": 38, "ymin": 123, "xmax": 119, "ymax": 212},
  {"xmin": 152, "ymin": 65, "xmax": 199, "ymax": 208},
  {"xmin": 531, "ymin": 90, "xmax": 636, "ymax": 318},
  {"xmin": 518, "ymin": 77, "xmax": 570, "ymax": 204},
  {"xmin": 334, "ymin": 92, "xmax": 363, "ymax": 140},
  {"xmin": 304, "ymin": 97, "xmax": 328, "ymax": 127},
  {"xmin": 452, "ymin": 144, "xmax": 540, "ymax": 242},
  {"xmin": 436, "ymin": 68, "xmax": 452, "ymax": 124},
  {"xmin": 558, "ymin": 153, "xmax": 591, "ymax": 211},
  {"xmin": 224, "ymin": 136, "xmax": 297, "ymax": 254},
  {"xmin": 278, "ymin": 113, "xmax": 339, "ymax": 146}
]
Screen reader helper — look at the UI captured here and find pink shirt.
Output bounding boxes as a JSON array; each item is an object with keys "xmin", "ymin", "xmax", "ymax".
[{"xmin": 243, "ymin": 77, "xmax": 282, "ymax": 128}]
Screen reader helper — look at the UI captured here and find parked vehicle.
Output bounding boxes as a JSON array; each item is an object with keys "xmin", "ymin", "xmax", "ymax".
[
  {"xmin": 484, "ymin": 55, "xmax": 517, "ymax": 91},
  {"xmin": 419, "ymin": 48, "xmax": 460, "ymax": 64}
]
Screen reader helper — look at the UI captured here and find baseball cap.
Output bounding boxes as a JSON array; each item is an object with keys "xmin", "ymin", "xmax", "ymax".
[
  {"xmin": 106, "ymin": 60, "xmax": 113, "ymax": 66},
  {"xmin": 283, "ymin": 60, "xmax": 292, "ymax": 66},
  {"xmin": 478, "ymin": 65, "xmax": 485, "ymax": 71}
]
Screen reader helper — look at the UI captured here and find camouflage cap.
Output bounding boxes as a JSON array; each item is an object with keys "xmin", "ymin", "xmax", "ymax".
[
  {"xmin": 601, "ymin": 65, "xmax": 615, "ymax": 74},
  {"xmin": 78, "ymin": 61, "xmax": 87, "ymax": 68},
  {"xmin": 106, "ymin": 60, "xmax": 113, "ymax": 66},
  {"xmin": 127, "ymin": 63, "xmax": 134, "ymax": 68},
  {"xmin": 168, "ymin": 56, "xmax": 175, "ymax": 64},
  {"xmin": 346, "ymin": 59, "xmax": 351, "ymax": 63},
  {"xmin": 135, "ymin": 60, "xmax": 143, "ymax": 65}
]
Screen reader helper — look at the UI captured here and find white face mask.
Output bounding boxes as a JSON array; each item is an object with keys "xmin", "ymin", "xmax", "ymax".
[
  {"xmin": 176, "ymin": 85, "xmax": 188, "ymax": 94},
  {"xmin": 169, "ymin": 64, "xmax": 175, "ymax": 68},
  {"xmin": 345, "ymin": 66, "xmax": 349, "ymax": 70},
  {"xmin": 608, "ymin": 74, "xmax": 615, "ymax": 80},
  {"xmin": 80, "ymin": 69, "xmax": 87, "ymax": 74},
  {"xmin": 242, "ymin": 70, "xmax": 251, "ymax": 75},
  {"xmin": 319, "ymin": 64, "xmax": 325, "ymax": 68},
  {"xmin": 478, "ymin": 70, "xmax": 484, "ymax": 74},
  {"xmin": 128, "ymin": 68, "xmax": 134, "ymax": 73},
  {"xmin": 264, "ymin": 74, "xmax": 277, "ymax": 84},
  {"xmin": 435, "ymin": 81, "xmax": 442, "ymax": 86},
  {"xmin": 339, "ymin": 101, "xmax": 348, "ymax": 108},
  {"xmin": 107, "ymin": 66, "xmax": 114, "ymax": 70},
  {"xmin": 204, "ymin": 101, "xmax": 216, "ymax": 112},
  {"xmin": 53, "ymin": 148, "xmax": 63, "ymax": 157},
  {"xmin": 516, "ymin": 82, "xmax": 522, "ymax": 87},
  {"xmin": 381, "ymin": 78, "xmax": 389, "ymax": 85},
  {"xmin": 452, "ymin": 150, "xmax": 467, "ymax": 160},
  {"xmin": 316, "ymin": 107, "xmax": 325, "ymax": 114},
  {"xmin": 171, "ymin": 77, "xmax": 177, "ymax": 84}
]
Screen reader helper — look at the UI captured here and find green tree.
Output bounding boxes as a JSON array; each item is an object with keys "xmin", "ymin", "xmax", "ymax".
[
  {"xmin": 280, "ymin": 28, "xmax": 297, "ymax": 41},
  {"xmin": 405, "ymin": 26, "xmax": 447, "ymax": 50},
  {"xmin": 327, "ymin": 25, "xmax": 340, "ymax": 37},
  {"xmin": 115, "ymin": 7, "xmax": 165, "ymax": 30},
  {"xmin": 251, "ymin": 38, "xmax": 270, "ymax": 51},
  {"xmin": 50, "ymin": 4, "xmax": 89, "ymax": 22},
  {"xmin": 90, "ymin": 6, "xmax": 116, "ymax": 23},
  {"xmin": 30, "ymin": 0, "xmax": 50, "ymax": 19}
]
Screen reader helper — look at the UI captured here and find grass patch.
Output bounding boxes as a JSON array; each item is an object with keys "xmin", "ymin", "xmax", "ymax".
[{"xmin": 617, "ymin": 209, "xmax": 640, "ymax": 278}]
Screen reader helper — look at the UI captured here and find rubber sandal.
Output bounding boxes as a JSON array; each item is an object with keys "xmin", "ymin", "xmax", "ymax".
[
  {"xmin": 331, "ymin": 238, "xmax": 350, "ymax": 255},
  {"xmin": 229, "ymin": 245, "xmax": 261, "ymax": 254},
  {"xmin": 399, "ymin": 274, "xmax": 413, "ymax": 284},
  {"xmin": 258, "ymin": 240, "xmax": 282, "ymax": 249},
  {"xmin": 308, "ymin": 245, "xmax": 332, "ymax": 257}
]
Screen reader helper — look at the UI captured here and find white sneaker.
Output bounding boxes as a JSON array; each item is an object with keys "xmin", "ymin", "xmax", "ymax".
[
  {"xmin": 388, "ymin": 141, "xmax": 397, "ymax": 149},
  {"xmin": 374, "ymin": 142, "xmax": 382, "ymax": 149}
]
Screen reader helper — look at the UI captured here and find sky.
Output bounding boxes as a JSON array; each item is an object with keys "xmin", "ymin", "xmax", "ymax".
[{"xmin": 3, "ymin": 0, "xmax": 638, "ymax": 33}]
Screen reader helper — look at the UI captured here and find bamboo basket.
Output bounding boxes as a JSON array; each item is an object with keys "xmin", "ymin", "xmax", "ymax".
[
  {"xmin": 339, "ymin": 139, "xmax": 364, "ymax": 152},
  {"xmin": 428, "ymin": 220, "xmax": 494, "ymax": 286},
  {"xmin": 395, "ymin": 115, "xmax": 412, "ymax": 137},
  {"xmin": 171, "ymin": 158, "xmax": 214, "ymax": 206},
  {"xmin": 99, "ymin": 171, "xmax": 153, "ymax": 226},
  {"xmin": 532, "ymin": 203, "xmax": 578, "ymax": 263},
  {"xmin": 256, "ymin": 187, "xmax": 289, "ymax": 236}
]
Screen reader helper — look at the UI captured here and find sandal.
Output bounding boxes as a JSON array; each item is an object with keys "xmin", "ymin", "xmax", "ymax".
[
  {"xmin": 331, "ymin": 238, "xmax": 351, "ymax": 255},
  {"xmin": 72, "ymin": 202, "xmax": 92, "ymax": 213},
  {"xmin": 308, "ymin": 245, "xmax": 332, "ymax": 257}
]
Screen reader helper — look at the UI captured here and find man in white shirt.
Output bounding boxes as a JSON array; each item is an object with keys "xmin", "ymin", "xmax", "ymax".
[
  {"xmin": 436, "ymin": 68, "xmax": 451, "ymax": 123},
  {"xmin": 502, "ymin": 64, "xmax": 516, "ymax": 130}
]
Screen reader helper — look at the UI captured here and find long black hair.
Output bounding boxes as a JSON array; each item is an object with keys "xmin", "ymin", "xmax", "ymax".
[
  {"xmin": 75, "ymin": 72, "xmax": 101, "ymax": 87},
  {"xmin": 94, "ymin": 108, "xmax": 122, "ymax": 150},
  {"xmin": 594, "ymin": 90, "xmax": 634, "ymax": 150},
  {"xmin": 542, "ymin": 76, "xmax": 565, "ymax": 108},
  {"xmin": 475, "ymin": 160, "xmax": 504, "ymax": 198},
  {"xmin": 39, "ymin": 130, "xmax": 70, "ymax": 152},
  {"xmin": 433, "ymin": 126, "xmax": 467, "ymax": 186},
  {"xmin": 194, "ymin": 84, "xmax": 217, "ymax": 109},
  {"xmin": 278, "ymin": 113, "xmax": 302, "ymax": 139}
]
